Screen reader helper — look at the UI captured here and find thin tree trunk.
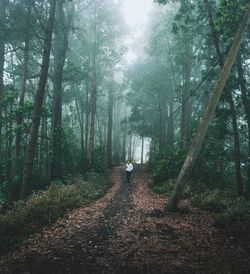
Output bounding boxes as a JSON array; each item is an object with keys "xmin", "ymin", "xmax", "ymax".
[
  {"xmin": 237, "ymin": 58, "xmax": 250, "ymax": 193},
  {"xmin": 167, "ymin": 88, "xmax": 174, "ymax": 146},
  {"xmin": 167, "ymin": 4, "xmax": 250, "ymax": 211},
  {"xmin": 15, "ymin": 0, "xmax": 31, "ymax": 179},
  {"xmin": 74, "ymin": 94, "xmax": 85, "ymax": 166},
  {"xmin": 107, "ymin": 88, "xmax": 113, "ymax": 168},
  {"xmin": 85, "ymin": 87, "xmax": 90, "ymax": 151},
  {"xmin": 204, "ymin": 0, "xmax": 243, "ymax": 195},
  {"xmin": 128, "ymin": 134, "xmax": 132, "ymax": 161},
  {"xmin": 88, "ymin": 83, "xmax": 97, "ymax": 168},
  {"xmin": 122, "ymin": 123, "xmax": 127, "ymax": 162},
  {"xmin": 141, "ymin": 137, "xmax": 144, "ymax": 164},
  {"xmin": 181, "ymin": 61, "xmax": 192, "ymax": 149},
  {"xmin": 87, "ymin": 1, "xmax": 98, "ymax": 169},
  {"xmin": 51, "ymin": 0, "xmax": 70, "ymax": 180},
  {"xmin": 0, "ymin": 0, "xmax": 9, "ymax": 164},
  {"xmin": 21, "ymin": 0, "xmax": 57, "ymax": 199}
]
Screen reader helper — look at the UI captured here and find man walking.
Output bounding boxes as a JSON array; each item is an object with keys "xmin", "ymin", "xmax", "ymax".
[{"xmin": 125, "ymin": 160, "xmax": 133, "ymax": 183}]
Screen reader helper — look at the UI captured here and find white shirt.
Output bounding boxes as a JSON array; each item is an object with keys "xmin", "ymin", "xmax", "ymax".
[{"xmin": 126, "ymin": 163, "xmax": 133, "ymax": 172}]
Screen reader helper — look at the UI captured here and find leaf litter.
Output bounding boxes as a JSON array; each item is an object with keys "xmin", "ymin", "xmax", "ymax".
[{"xmin": 0, "ymin": 166, "xmax": 249, "ymax": 274}]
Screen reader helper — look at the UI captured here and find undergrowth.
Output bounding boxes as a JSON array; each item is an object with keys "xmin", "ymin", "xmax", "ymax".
[
  {"xmin": 0, "ymin": 173, "xmax": 111, "ymax": 253},
  {"xmin": 192, "ymin": 190, "xmax": 250, "ymax": 238}
]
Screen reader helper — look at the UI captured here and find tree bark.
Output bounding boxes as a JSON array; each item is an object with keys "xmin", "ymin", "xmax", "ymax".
[
  {"xmin": 181, "ymin": 60, "xmax": 192, "ymax": 149},
  {"xmin": 87, "ymin": 80, "xmax": 97, "ymax": 169},
  {"xmin": 75, "ymin": 93, "xmax": 85, "ymax": 167},
  {"xmin": 21, "ymin": 0, "xmax": 57, "ymax": 199},
  {"xmin": 14, "ymin": 0, "xmax": 32, "ymax": 180},
  {"xmin": 167, "ymin": 3, "xmax": 250, "ymax": 211},
  {"xmin": 87, "ymin": 0, "xmax": 98, "ymax": 169},
  {"xmin": 0, "ymin": 0, "xmax": 9, "ymax": 164},
  {"xmin": 51, "ymin": 0, "xmax": 71, "ymax": 180},
  {"xmin": 237, "ymin": 58, "xmax": 250, "ymax": 193},
  {"xmin": 107, "ymin": 88, "xmax": 113, "ymax": 168},
  {"xmin": 141, "ymin": 137, "xmax": 144, "ymax": 164},
  {"xmin": 204, "ymin": 0, "xmax": 243, "ymax": 195},
  {"xmin": 167, "ymin": 88, "xmax": 174, "ymax": 146}
]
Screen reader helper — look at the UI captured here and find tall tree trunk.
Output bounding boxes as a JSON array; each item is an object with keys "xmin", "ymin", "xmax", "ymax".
[
  {"xmin": 40, "ymin": 112, "xmax": 48, "ymax": 177},
  {"xmin": 87, "ymin": 0, "xmax": 98, "ymax": 169},
  {"xmin": 167, "ymin": 4, "xmax": 250, "ymax": 211},
  {"xmin": 88, "ymin": 81, "xmax": 97, "ymax": 168},
  {"xmin": 237, "ymin": 58, "xmax": 250, "ymax": 193},
  {"xmin": 122, "ymin": 130, "xmax": 126, "ymax": 162},
  {"xmin": 107, "ymin": 88, "xmax": 113, "ymax": 168},
  {"xmin": 85, "ymin": 86, "xmax": 90, "ymax": 151},
  {"xmin": 167, "ymin": 88, "xmax": 174, "ymax": 146},
  {"xmin": 141, "ymin": 137, "xmax": 144, "ymax": 164},
  {"xmin": 0, "ymin": 0, "xmax": 9, "ymax": 167},
  {"xmin": 128, "ymin": 134, "xmax": 132, "ymax": 160},
  {"xmin": 204, "ymin": 0, "xmax": 243, "ymax": 195},
  {"xmin": 15, "ymin": 0, "xmax": 32, "ymax": 180},
  {"xmin": 51, "ymin": 0, "xmax": 71, "ymax": 180},
  {"xmin": 181, "ymin": 61, "xmax": 192, "ymax": 149},
  {"xmin": 21, "ymin": 0, "xmax": 57, "ymax": 199},
  {"xmin": 75, "ymin": 94, "xmax": 85, "ymax": 167}
]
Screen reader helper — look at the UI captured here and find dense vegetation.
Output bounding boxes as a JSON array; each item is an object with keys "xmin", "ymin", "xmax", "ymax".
[
  {"xmin": 0, "ymin": 0, "xmax": 250, "ymax": 254},
  {"xmin": 0, "ymin": 172, "xmax": 111, "ymax": 252}
]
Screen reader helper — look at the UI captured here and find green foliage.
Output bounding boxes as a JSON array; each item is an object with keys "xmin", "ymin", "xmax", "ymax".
[
  {"xmin": 0, "ymin": 174, "xmax": 111, "ymax": 253},
  {"xmin": 216, "ymin": 0, "xmax": 249, "ymax": 41},
  {"xmin": 152, "ymin": 148, "xmax": 186, "ymax": 183},
  {"xmin": 192, "ymin": 189, "xmax": 250, "ymax": 234},
  {"xmin": 92, "ymin": 146, "xmax": 107, "ymax": 173},
  {"xmin": 192, "ymin": 189, "xmax": 229, "ymax": 213},
  {"xmin": 192, "ymin": 189, "xmax": 250, "ymax": 237},
  {"xmin": 150, "ymin": 178, "xmax": 176, "ymax": 195}
]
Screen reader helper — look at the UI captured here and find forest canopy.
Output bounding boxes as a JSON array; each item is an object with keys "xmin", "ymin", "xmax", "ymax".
[{"xmin": 0, "ymin": 0, "xmax": 250, "ymax": 213}]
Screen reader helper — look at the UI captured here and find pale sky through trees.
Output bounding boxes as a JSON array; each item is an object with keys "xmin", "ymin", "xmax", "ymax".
[
  {"xmin": 122, "ymin": 0, "xmax": 153, "ymax": 27},
  {"xmin": 121, "ymin": 0, "xmax": 153, "ymax": 162},
  {"xmin": 121, "ymin": 0, "xmax": 154, "ymax": 64}
]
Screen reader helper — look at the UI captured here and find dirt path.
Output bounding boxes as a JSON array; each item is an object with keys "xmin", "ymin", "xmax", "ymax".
[{"xmin": 0, "ymin": 166, "xmax": 249, "ymax": 274}]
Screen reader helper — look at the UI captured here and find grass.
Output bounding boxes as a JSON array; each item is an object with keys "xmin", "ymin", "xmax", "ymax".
[{"xmin": 0, "ymin": 173, "xmax": 112, "ymax": 253}]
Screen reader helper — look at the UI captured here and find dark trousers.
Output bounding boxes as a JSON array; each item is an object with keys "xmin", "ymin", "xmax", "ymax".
[{"xmin": 126, "ymin": 171, "xmax": 132, "ymax": 182}]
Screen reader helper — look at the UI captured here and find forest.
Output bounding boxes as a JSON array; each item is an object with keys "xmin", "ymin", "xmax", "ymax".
[{"xmin": 0, "ymin": 0, "xmax": 250, "ymax": 273}]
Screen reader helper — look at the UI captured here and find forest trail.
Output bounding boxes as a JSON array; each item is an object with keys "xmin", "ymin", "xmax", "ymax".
[{"xmin": 0, "ymin": 166, "xmax": 249, "ymax": 274}]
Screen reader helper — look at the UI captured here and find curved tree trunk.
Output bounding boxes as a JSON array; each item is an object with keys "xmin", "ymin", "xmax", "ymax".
[
  {"xmin": 14, "ymin": 0, "xmax": 32, "ymax": 180},
  {"xmin": 51, "ymin": 0, "xmax": 71, "ymax": 180},
  {"xmin": 21, "ymin": 0, "xmax": 57, "ymax": 199}
]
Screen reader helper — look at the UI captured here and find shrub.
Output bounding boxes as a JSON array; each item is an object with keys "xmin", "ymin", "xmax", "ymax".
[
  {"xmin": 150, "ymin": 178, "xmax": 176, "ymax": 195},
  {"xmin": 92, "ymin": 146, "xmax": 107, "ymax": 173},
  {"xmin": 191, "ymin": 189, "xmax": 229, "ymax": 213},
  {"xmin": 152, "ymin": 148, "xmax": 186, "ymax": 183},
  {"xmin": 0, "ymin": 174, "xmax": 111, "ymax": 253},
  {"xmin": 214, "ymin": 196, "xmax": 250, "ymax": 226}
]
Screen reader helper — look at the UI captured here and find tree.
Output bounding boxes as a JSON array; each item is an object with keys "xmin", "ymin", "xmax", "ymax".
[
  {"xmin": 21, "ymin": 0, "xmax": 57, "ymax": 198},
  {"xmin": 167, "ymin": 3, "xmax": 250, "ymax": 211},
  {"xmin": 0, "ymin": 0, "xmax": 9, "ymax": 166},
  {"xmin": 51, "ymin": 0, "xmax": 73, "ymax": 180},
  {"xmin": 14, "ymin": 0, "xmax": 32, "ymax": 180},
  {"xmin": 204, "ymin": 0, "xmax": 243, "ymax": 195}
]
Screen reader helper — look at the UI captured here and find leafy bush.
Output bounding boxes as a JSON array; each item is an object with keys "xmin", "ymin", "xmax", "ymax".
[
  {"xmin": 92, "ymin": 146, "xmax": 107, "ymax": 172},
  {"xmin": 152, "ymin": 148, "xmax": 186, "ymax": 183},
  {"xmin": 214, "ymin": 196, "xmax": 250, "ymax": 226},
  {"xmin": 192, "ymin": 189, "xmax": 250, "ymax": 238},
  {"xmin": 191, "ymin": 189, "xmax": 229, "ymax": 213},
  {"xmin": 0, "ymin": 174, "xmax": 111, "ymax": 253},
  {"xmin": 150, "ymin": 179, "xmax": 175, "ymax": 195}
]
